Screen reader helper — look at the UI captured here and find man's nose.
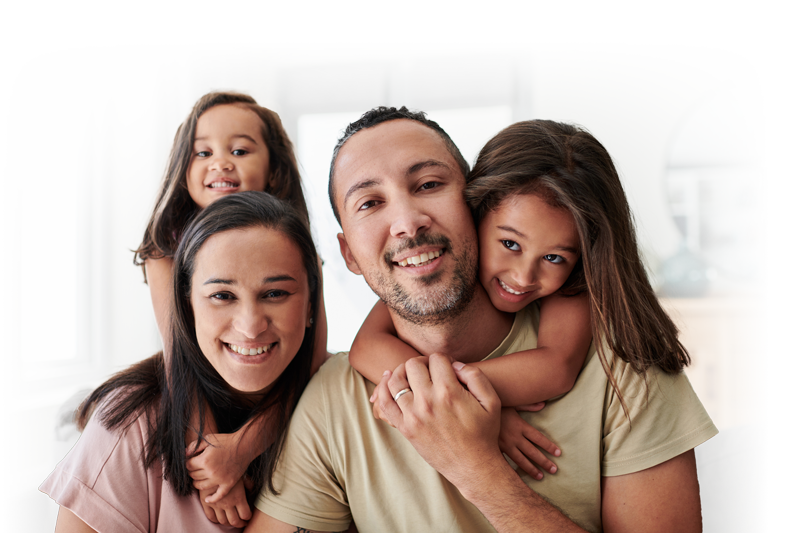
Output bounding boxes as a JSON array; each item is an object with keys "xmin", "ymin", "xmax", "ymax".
[{"xmin": 388, "ymin": 198, "xmax": 432, "ymax": 239}]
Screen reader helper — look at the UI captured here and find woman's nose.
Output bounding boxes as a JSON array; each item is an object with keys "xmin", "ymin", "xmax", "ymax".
[{"xmin": 233, "ymin": 302, "xmax": 268, "ymax": 339}]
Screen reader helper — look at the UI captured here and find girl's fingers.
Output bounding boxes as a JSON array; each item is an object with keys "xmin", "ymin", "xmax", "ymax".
[
  {"xmin": 506, "ymin": 447, "xmax": 544, "ymax": 480},
  {"xmin": 236, "ymin": 499, "xmax": 253, "ymax": 522},
  {"xmin": 523, "ymin": 426, "xmax": 561, "ymax": 458},
  {"xmin": 516, "ymin": 402, "xmax": 546, "ymax": 412},
  {"xmin": 517, "ymin": 437, "xmax": 557, "ymax": 475},
  {"xmin": 204, "ymin": 484, "xmax": 231, "ymax": 504}
]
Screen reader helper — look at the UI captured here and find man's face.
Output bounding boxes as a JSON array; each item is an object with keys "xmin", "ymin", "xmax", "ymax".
[{"xmin": 334, "ymin": 119, "xmax": 478, "ymax": 325}]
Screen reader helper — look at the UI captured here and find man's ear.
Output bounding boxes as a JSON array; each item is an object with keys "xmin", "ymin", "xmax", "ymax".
[{"xmin": 337, "ymin": 233, "xmax": 362, "ymax": 275}]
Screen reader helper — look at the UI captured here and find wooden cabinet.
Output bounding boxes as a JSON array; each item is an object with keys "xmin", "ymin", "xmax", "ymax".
[{"xmin": 661, "ymin": 295, "xmax": 767, "ymax": 429}]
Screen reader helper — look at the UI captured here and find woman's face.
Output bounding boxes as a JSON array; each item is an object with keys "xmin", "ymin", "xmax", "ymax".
[
  {"xmin": 187, "ymin": 104, "xmax": 271, "ymax": 209},
  {"xmin": 478, "ymin": 193, "xmax": 581, "ymax": 313},
  {"xmin": 190, "ymin": 225, "xmax": 311, "ymax": 396}
]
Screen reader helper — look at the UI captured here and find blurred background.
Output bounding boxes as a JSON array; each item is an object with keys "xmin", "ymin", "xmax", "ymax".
[{"xmin": 1, "ymin": 0, "xmax": 797, "ymax": 530}]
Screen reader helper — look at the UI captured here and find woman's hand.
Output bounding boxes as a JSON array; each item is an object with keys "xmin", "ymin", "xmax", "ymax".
[
  {"xmin": 498, "ymin": 407, "xmax": 561, "ymax": 480},
  {"xmin": 198, "ymin": 477, "xmax": 253, "ymax": 527},
  {"xmin": 186, "ymin": 433, "xmax": 249, "ymax": 502}
]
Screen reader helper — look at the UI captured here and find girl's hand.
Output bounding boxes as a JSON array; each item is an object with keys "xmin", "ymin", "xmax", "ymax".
[
  {"xmin": 198, "ymin": 477, "xmax": 253, "ymax": 527},
  {"xmin": 186, "ymin": 433, "xmax": 249, "ymax": 502},
  {"xmin": 498, "ymin": 407, "xmax": 561, "ymax": 480}
]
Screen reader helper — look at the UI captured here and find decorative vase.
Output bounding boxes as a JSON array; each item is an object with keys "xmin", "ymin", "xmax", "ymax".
[{"xmin": 659, "ymin": 242, "xmax": 711, "ymax": 297}]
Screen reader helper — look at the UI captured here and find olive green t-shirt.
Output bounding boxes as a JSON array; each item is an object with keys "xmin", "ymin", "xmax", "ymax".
[{"xmin": 256, "ymin": 306, "xmax": 717, "ymax": 532}]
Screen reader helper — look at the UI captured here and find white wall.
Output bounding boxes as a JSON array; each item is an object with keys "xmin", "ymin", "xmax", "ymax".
[{"xmin": 256, "ymin": 43, "xmax": 767, "ymax": 290}]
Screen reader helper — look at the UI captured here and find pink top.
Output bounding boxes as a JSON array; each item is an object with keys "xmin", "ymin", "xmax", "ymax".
[{"xmin": 40, "ymin": 406, "xmax": 240, "ymax": 533}]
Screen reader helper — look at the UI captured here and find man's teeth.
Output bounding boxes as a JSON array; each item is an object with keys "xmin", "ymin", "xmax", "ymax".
[
  {"xmin": 227, "ymin": 343, "xmax": 273, "ymax": 355},
  {"xmin": 398, "ymin": 250, "xmax": 442, "ymax": 267},
  {"xmin": 210, "ymin": 181, "xmax": 237, "ymax": 188},
  {"xmin": 499, "ymin": 280, "xmax": 528, "ymax": 295}
]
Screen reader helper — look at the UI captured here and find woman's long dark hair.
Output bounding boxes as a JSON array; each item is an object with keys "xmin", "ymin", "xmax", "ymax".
[
  {"xmin": 466, "ymin": 120, "xmax": 690, "ymax": 417},
  {"xmin": 79, "ymin": 191, "xmax": 320, "ymax": 496},
  {"xmin": 133, "ymin": 91, "xmax": 309, "ymax": 275}
]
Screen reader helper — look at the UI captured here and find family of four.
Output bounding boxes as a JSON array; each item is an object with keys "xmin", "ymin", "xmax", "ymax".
[{"xmin": 41, "ymin": 92, "xmax": 716, "ymax": 533}]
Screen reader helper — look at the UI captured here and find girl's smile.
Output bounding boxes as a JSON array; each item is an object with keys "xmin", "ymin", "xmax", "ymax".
[{"xmin": 479, "ymin": 193, "xmax": 581, "ymax": 313}]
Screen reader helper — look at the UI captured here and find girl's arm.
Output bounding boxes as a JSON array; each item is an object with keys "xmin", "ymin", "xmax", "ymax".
[
  {"xmin": 472, "ymin": 292, "xmax": 592, "ymax": 406},
  {"xmin": 310, "ymin": 257, "xmax": 330, "ymax": 375},
  {"xmin": 144, "ymin": 257, "xmax": 174, "ymax": 345},
  {"xmin": 350, "ymin": 300, "xmax": 419, "ymax": 384}
]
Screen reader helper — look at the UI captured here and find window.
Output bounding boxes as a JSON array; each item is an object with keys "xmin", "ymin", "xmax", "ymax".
[
  {"xmin": 0, "ymin": 43, "xmax": 110, "ymax": 397},
  {"xmin": 279, "ymin": 57, "xmax": 525, "ymax": 350}
]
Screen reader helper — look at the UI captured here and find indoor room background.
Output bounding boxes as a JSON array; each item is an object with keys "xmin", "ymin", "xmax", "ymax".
[{"xmin": 1, "ymin": 3, "xmax": 797, "ymax": 530}]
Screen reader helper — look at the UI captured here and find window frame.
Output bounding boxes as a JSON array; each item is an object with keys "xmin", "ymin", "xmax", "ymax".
[{"xmin": 2, "ymin": 43, "xmax": 110, "ymax": 400}]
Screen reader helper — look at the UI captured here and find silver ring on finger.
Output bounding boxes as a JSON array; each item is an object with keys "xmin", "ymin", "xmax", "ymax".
[{"xmin": 393, "ymin": 388, "xmax": 412, "ymax": 402}]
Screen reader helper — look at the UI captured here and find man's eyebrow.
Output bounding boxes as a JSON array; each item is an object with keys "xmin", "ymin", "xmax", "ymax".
[
  {"xmin": 407, "ymin": 159, "xmax": 452, "ymax": 177},
  {"xmin": 343, "ymin": 179, "xmax": 380, "ymax": 206}
]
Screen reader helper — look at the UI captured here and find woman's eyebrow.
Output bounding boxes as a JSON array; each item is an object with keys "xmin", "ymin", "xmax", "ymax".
[
  {"xmin": 203, "ymin": 278, "xmax": 234, "ymax": 286},
  {"xmin": 263, "ymin": 275, "xmax": 296, "ymax": 284},
  {"xmin": 203, "ymin": 275, "xmax": 297, "ymax": 286}
]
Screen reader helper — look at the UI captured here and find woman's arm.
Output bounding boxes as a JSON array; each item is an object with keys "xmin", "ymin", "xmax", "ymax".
[
  {"xmin": 472, "ymin": 293, "xmax": 592, "ymax": 406},
  {"xmin": 350, "ymin": 300, "xmax": 421, "ymax": 384},
  {"xmin": 55, "ymin": 507, "xmax": 98, "ymax": 533},
  {"xmin": 144, "ymin": 256, "xmax": 174, "ymax": 346}
]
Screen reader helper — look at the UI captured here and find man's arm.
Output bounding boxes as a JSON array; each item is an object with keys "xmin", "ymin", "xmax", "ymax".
[
  {"xmin": 601, "ymin": 449, "xmax": 701, "ymax": 533},
  {"xmin": 246, "ymin": 509, "xmax": 352, "ymax": 533},
  {"xmin": 374, "ymin": 354, "xmax": 587, "ymax": 533}
]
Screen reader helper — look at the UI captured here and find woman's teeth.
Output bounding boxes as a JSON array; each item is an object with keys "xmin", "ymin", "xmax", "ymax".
[
  {"xmin": 398, "ymin": 250, "xmax": 442, "ymax": 267},
  {"xmin": 499, "ymin": 279, "xmax": 528, "ymax": 295},
  {"xmin": 210, "ymin": 181, "xmax": 237, "ymax": 188},
  {"xmin": 227, "ymin": 343, "xmax": 273, "ymax": 355}
]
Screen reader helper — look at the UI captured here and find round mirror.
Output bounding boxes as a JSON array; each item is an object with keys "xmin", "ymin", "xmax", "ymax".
[{"xmin": 666, "ymin": 74, "xmax": 767, "ymax": 283}]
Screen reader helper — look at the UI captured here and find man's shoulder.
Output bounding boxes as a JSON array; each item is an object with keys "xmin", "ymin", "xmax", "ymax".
[{"xmin": 295, "ymin": 351, "xmax": 371, "ymax": 412}]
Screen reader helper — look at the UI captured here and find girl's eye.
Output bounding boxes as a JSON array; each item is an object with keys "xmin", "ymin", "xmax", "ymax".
[
  {"xmin": 502, "ymin": 240, "xmax": 521, "ymax": 252},
  {"xmin": 197, "ymin": 151, "xmax": 211, "ymax": 158},
  {"xmin": 544, "ymin": 254, "xmax": 565, "ymax": 264},
  {"xmin": 232, "ymin": 149, "xmax": 248, "ymax": 156}
]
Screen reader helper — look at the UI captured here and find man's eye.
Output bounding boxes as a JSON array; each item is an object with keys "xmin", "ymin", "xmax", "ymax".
[
  {"xmin": 501, "ymin": 240, "xmax": 521, "ymax": 251},
  {"xmin": 232, "ymin": 149, "xmax": 248, "ymax": 156},
  {"xmin": 358, "ymin": 200, "xmax": 378, "ymax": 211},
  {"xmin": 544, "ymin": 254, "xmax": 565, "ymax": 264}
]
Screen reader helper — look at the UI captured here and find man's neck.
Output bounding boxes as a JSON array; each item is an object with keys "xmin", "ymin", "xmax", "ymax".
[{"xmin": 392, "ymin": 286, "xmax": 514, "ymax": 364}]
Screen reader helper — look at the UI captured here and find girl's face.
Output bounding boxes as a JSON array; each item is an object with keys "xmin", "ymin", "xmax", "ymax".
[
  {"xmin": 190, "ymin": 225, "xmax": 312, "ymax": 396},
  {"xmin": 187, "ymin": 104, "xmax": 271, "ymax": 209},
  {"xmin": 478, "ymin": 193, "xmax": 581, "ymax": 313}
]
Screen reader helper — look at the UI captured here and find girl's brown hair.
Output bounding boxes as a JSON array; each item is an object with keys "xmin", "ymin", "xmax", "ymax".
[
  {"xmin": 466, "ymin": 120, "xmax": 690, "ymax": 415},
  {"xmin": 134, "ymin": 91, "xmax": 308, "ymax": 270}
]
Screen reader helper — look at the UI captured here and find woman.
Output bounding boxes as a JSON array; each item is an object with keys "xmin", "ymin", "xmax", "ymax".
[{"xmin": 41, "ymin": 191, "xmax": 322, "ymax": 532}]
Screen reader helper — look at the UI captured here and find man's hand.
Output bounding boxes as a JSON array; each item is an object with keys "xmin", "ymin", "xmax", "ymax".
[{"xmin": 373, "ymin": 353, "xmax": 506, "ymax": 490}]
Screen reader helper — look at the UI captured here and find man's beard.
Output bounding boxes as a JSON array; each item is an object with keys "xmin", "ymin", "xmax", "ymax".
[{"xmin": 367, "ymin": 233, "xmax": 479, "ymax": 326}]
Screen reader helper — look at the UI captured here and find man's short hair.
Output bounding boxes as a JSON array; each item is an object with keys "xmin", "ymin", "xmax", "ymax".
[{"xmin": 328, "ymin": 106, "xmax": 470, "ymax": 224}]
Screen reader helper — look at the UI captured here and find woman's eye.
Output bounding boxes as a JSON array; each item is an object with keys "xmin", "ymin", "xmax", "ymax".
[
  {"xmin": 419, "ymin": 181, "xmax": 439, "ymax": 191},
  {"xmin": 544, "ymin": 254, "xmax": 565, "ymax": 264},
  {"xmin": 264, "ymin": 290, "xmax": 288, "ymax": 299},
  {"xmin": 502, "ymin": 240, "xmax": 521, "ymax": 252},
  {"xmin": 232, "ymin": 149, "xmax": 248, "ymax": 156},
  {"xmin": 210, "ymin": 292, "xmax": 234, "ymax": 301}
]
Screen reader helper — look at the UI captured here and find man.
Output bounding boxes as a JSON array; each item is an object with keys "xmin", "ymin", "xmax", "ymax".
[{"xmin": 247, "ymin": 107, "xmax": 716, "ymax": 532}]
